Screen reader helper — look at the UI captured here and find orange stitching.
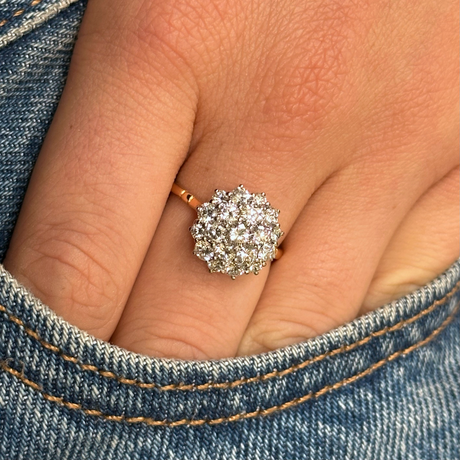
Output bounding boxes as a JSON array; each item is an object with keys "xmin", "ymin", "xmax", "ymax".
[
  {"xmin": 1, "ymin": 279, "xmax": 459, "ymax": 391},
  {"xmin": 0, "ymin": 0, "xmax": 43, "ymax": 28},
  {"xmin": 1, "ymin": 301, "xmax": 458, "ymax": 427},
  {"xmin": 4, "ymin": 280, "xmax": 460, "ymax": 390}
]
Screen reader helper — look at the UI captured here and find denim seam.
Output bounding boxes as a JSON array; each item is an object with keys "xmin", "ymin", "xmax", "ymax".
[
  {"xmin": 0, "ymin": 0, "xmax": 81, "ymax": 49},
  {"xmin": 1, "ymin": 300, "xmax": 458, "ymax": 426},
  {"xmin": 0, "ymin": 279, "xmax": 459, "ymax": 391},
  {"xmin": 0, "ymin": 0, "xmax": 43, "ymax": 27}
]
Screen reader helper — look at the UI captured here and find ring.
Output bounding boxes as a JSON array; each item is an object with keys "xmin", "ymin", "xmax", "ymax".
[{"xmin": 171, "ymin": 183, "xmax": 284, "ymax": 279}]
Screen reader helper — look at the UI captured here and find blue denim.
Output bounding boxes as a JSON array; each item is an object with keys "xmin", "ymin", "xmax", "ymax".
[{"xmin": 1, "ymin": 1, "xmax": 459, "ymax": 459}]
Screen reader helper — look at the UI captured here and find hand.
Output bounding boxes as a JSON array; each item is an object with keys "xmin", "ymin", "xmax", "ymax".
[{"xmin": 3, "ymin": 0, "xmax": 458, "ymax": 359}]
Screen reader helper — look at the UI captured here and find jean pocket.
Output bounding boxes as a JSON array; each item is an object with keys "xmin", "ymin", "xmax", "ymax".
[
  {"xmin": 1, "ymin": 2, "xmax": 459, "ymax": 456},
  {"xmin": 1, "ymin": 260, "xmax": 459, "ymax": 459}
]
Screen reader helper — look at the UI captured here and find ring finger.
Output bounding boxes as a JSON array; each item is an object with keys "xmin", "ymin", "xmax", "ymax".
[{"xmin": 109, "ymin": 129, "xmax": 340, "ymax": 359}]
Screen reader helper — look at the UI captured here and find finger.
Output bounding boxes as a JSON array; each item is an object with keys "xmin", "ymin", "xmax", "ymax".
[
  {"xmin": 236, "ymin": 161, "xmax": 447, "ymax": 356},
  {"xmin": 108, "ymin": 4, "xmax": 363, "ymax": 358},
  {"xmin": 2, "ymin": 1, "xmax": 198, "ymax": 339},
  {"xmin": 359, "ymin": 166, "xmax": 460, "ymax": 315},
  {"xmin": 109, "ymin": 139, "xmax": 340, "ymax": 359}
]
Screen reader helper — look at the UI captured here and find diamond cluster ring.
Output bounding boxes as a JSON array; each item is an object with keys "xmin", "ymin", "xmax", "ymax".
[{"xmin": 171, "ymin": 183, "xmax": 284, "ymax": 279}]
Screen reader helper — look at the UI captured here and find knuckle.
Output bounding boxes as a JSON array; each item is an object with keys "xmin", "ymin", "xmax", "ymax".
[
  {"xmin": 19, "ymin": 219, "xmax": 122, "ymax": 336},
  {"xmin": 242, "ymin": 319, "xmax": 324, "ymax": 355},
  {"xmin": 258, "ymin": 46, "xmax": 345, "ymax": 135},
  {"xmin": 119, "ymin": 321, "xmax": 215, "ymax": 360},
  {"xmin": 241, "ymin": 277, "xmax": 357, "ymax": 354},
  {"xmin": 354, "ymin": 4, "xmax": 458, "ymax": 166},
  {"xmin": 126, "ymin": 0, "xmax": 218, "ymax": 78},
  {"xmin": 133, "ymin": 1, "xmax": 199, "ymax": 52},
  {"xmin": 132, "ymin": 0, "xmax": 235, "ymax": 63},
  {"xmin": 244, "ymin": 307, "xmax": 342, "ymax": 354},
  {"xmin": 251, "ymin": 2, "xmax": 355, "ymax": 138},
  {"xmin": 115, "ymin": 284, "xmax": 240, "ymax": 359},
  {"xmin": 74, "ymin": 1, "xmax": 199, "ymax": 104}
]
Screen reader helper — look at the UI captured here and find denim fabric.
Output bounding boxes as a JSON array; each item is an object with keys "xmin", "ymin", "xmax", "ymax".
[
  {"xmin": 0, "ymin": 0, "xmax": 89, "ymax": 261},
  {"xmin": 0, "ymin": 1, "xmax": 459, "ymax": 459}
]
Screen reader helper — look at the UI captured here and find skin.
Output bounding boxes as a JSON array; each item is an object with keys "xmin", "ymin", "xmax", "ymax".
[{"xmin": 3, "ymin": 0, "xmax": 459, "ymax": 359}]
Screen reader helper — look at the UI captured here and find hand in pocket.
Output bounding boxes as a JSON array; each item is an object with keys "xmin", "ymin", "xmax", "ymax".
[{"xmin": 4, "ymin": 0, "xmax": 458, "ymax": 359}]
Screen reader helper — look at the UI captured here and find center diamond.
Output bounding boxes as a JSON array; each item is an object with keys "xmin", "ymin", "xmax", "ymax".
[{"xmin": 190, "ymin": 185, "xmax": 283, "ymax": 279}]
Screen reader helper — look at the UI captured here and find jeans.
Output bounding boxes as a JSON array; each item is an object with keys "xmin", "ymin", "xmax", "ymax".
[{"xmin": 1, "ymin": 1, "xmax": 459, "ymax": 459}]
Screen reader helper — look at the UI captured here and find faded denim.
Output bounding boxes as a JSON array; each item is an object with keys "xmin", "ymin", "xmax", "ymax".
[{"xmin": 0, "ymin": 1, "xmax": 459, "ymax": 459}]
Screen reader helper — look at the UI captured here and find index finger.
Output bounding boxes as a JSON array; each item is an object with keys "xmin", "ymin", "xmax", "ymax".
[{"xmin": 3, "ymin": 0, "xmax": 198, "ymax": 339}]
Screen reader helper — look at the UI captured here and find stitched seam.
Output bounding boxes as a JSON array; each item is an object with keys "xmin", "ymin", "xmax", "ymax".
[
  {"xmin": 1, "ymin": 301, "xmax": 457, "ymax": 427},
  {"xmin": 0, "ymin": 279, "xmax": 459, "ymax": 391},
  {"xmin": 0, "ymin": 0, "xmax": 43, "ymax": 27},
  {"xmin": 2, "ymin": 280, "xmax": 459, "ymax": 390}
]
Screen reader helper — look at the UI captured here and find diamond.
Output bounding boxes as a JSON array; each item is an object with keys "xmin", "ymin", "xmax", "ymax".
[{"xmin": 190, "ymin": 185, "xmax": 282, "ymax": 279}]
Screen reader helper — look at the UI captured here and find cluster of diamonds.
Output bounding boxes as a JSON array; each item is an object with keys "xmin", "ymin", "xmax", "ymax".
[{"xmin": 190, "ymin": 185, "xmax": 283, "ymax": 279}]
